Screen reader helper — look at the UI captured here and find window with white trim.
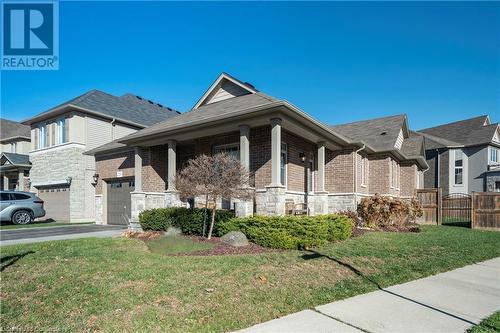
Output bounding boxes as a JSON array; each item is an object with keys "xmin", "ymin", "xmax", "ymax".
[
  {"xmin": 360, "ymin": 156, "xmax": 367, "ymax": 187},
  {"xmin": 57, "ymin": 118, "xmax": 67, "ymax": 144},
  {"xmin": 307, "ymin": 154, "xmax": 314, "ymax": 193},
  {"xmin": 281, "ymin": 143, "xmax": 287, "ymax": 187},
  {"xmin": 213, "ymin": 143, "xmax": 240, "ymax": 160},
  {"xmin": 10, "ymin": 142, "xmax": 17, "ymax": 153},
  {"xmin": 454, "ymin": 150, "xmax": 463, "ymax": 185},
  {"xmin": 489, "ymin": 147, "xmax": 498, "ymax": 164},
  {"xmin": 38, "ymin": 124, "xmax": 47, "ymax": 149}
]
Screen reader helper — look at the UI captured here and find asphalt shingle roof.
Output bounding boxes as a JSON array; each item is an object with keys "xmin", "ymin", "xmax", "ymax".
[
  {"xmin": 1, "ymin": 152, "xmax": 30, "ymax": 166},
  {"xmin": 24, "ymin": 90, "xmax": 180, "ymax": 127},
  {"xmin": 329, "ymin": 115, "xmax": 407, "ymax": 152},
  {"xmin": 120, "ymin": 92, "xmax": 278, "ymax": 142},
  {"xmin": 418, "ymin": 115, "xmax": 498, "ymax": 149},
  {"xmin": 0, "ymin": 119, "xmax": 31, "ymax": 141}
]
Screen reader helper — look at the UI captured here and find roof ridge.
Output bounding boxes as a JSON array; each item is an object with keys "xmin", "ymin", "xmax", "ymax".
[{"xmin": 419, "ymin": 115, "xmax": 489, "ymax": 132}]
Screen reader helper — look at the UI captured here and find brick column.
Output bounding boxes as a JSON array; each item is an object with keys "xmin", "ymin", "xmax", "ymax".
[
  {"xmin": 314, "ymin": 142, "xmax": 328, "ymax": 215},
  {"xmin": 165, "ymin": 140, "xmax": 182, "ymax": 207},
  {"xmin": 236, "ymin": 125, "xmax": 253, "ymax": 217}
]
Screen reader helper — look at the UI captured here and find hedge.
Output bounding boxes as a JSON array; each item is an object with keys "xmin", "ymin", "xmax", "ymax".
[
  {"xmin": 139, "ymin": 207, "xmax": 235, "ymax": 236},
  {"xmin": 217, "ymin": 214, "xmax": 353, "ymax": 250}
]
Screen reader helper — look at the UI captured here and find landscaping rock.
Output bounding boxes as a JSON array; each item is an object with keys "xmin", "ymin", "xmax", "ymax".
[
  {"xmin": 221, "ymin": 231, "xmax": 249, "ymax": 247},
  {"xmin": 166, "ymin": 227, "xmax": 182, "ymax": 237}
]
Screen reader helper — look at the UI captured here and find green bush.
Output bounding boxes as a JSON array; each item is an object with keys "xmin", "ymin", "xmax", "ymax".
[
  {"xmin": 139, "ymin": 207, "xmax": 235, "ymax": 236},
  {"xmin": 217, "ymin": 214, "xmax": 353, "ymax": 250}
]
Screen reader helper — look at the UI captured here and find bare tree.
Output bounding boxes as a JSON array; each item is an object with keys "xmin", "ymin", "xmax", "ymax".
[{"xmin": 174, "ymin": 153, "xmax": 252, "ymax": 239}]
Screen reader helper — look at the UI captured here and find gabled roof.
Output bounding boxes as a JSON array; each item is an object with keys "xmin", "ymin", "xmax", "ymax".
[
  {"xmin": 401, "ymin": 131, "xmax": 425, "ymax": 158},
  {"xmin": 417, "ymin": 115, "xmax": 499, "ymax": 149},
  {"xmin": 0, "ymin": 119, "xmax": 31, "ymax": 141},
  {"xmin": 22, "ymin": 90, "xmax": 181, "ymax": 127},
  {"xmin": 329, "ymin": 114, "xmax": 408, "ymax": 153},
  {"xmin": 193, "ymin": 72, "xmax": 258, "ymax": 109},
  {"xmin": 0, "ymin": 152, "xmax": 30, "ymax": 167}
]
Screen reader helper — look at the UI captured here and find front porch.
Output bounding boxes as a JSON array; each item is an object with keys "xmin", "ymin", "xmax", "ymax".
[{"xmin": 0, "ymin": 153, "xmax": 31, "ymax": 191}]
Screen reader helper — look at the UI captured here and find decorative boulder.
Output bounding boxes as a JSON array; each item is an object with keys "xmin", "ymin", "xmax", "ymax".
[{"xmin": 221, "ymin": 231, "xmax": 249, "ymax": 247}]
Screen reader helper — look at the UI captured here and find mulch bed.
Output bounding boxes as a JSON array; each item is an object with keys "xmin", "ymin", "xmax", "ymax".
[{"xmin": 168, "ymin": 235, "xmax": 279, "ymax": 257}]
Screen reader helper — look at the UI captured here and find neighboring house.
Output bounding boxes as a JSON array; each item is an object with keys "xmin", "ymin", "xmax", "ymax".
[
  {"xmin": 21, "ymin": 90, "xmax": 180, "ymax": 222},
  {"xmin": 417, "ymin": 115, "xmax": 500, "ymax": 195},
  {"xmin": 86, "ymin": 73, "xmax": 427, "ymax": 226},
  {"xmin": 0, "ymin": 119, "xmax": 32, "ymax": 191}
]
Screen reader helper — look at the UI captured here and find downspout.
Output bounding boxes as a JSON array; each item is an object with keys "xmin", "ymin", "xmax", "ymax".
[{"xmin": 353, "ymin": 144, "xmax": 366, "ymax": 209}]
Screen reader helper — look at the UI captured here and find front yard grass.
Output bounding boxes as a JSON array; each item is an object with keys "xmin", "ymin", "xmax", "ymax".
[
  {"xmin": 1, "ymin": 225, "xmax": 499, "ymax": 332},
  {"xmin": 147, "ymin": 235, "xmax": 215, "ymax": 255},
  {"xmin": 468, "ymin": 312, "xmax": 500, "ymax": 333}
]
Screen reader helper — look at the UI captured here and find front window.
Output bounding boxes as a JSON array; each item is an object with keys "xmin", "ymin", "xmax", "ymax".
[
  {"xmin": 57, "ymin": 118, "xmax": 67, "ymax": 144},
  {"xmin": 490, "ymin": 147, "xmax": 498, "ymax": 164},
  {"xmin": 281, "ymin": 143, "xmax": 287, "ymax": 187},
  {"xmin": 307, "ymin": 155, "xmax": 314, "ymax": 193},
  {"xmin": 213, "ymin": 143, "xmax": 240, "ymax": 160},
  {"xmin": 361, "ymin": 157, "xmax": 367, "ymax": 186},
  {"xmin": 38, "ymin": 124, "xmax": 47, "ymax": 149},
  {"xmin": 454, "ymin": 150, "xmax": 463, "ymax": 185}
]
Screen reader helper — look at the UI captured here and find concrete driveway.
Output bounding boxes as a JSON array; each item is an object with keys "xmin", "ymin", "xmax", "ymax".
[
  {"xmin": 0, "ymin": 224, "xmax": 126, "ymax": 245},
  {"xmin": 238, "ymin": 257, "xmax": 500, "ymax": 333}
]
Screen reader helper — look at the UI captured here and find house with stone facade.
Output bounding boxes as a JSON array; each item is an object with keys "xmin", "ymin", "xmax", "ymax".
[
  {"xmin": 0, "ymin": 119, "xmax": 32, "ymax": 191},
  {"xmin": 86, "ymin": 73, "xmax": 428, "ymax": 227},
  {"xmin": 21, "ymin": 90, "xmax": 179, "ymax": 222},
  {"xmin": 417, "ymin": 115, "xmax": 500, "ymax": 194}
]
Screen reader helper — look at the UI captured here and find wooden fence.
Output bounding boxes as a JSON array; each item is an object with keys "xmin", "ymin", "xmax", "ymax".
[
  {"xmin": 415, "ymin": 188, "xmax": 441, "ymax": 225},
  {"xmin": 472, "ymin": 192, "xmax": 500, "ymax": 231}
]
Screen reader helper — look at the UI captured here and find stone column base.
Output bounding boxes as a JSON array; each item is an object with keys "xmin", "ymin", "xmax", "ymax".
[
  {"xmin": 314, "ymin": 192, "xmax": 328, "ymax": 215},
  {"xmin": 129, "ymin": 191, "xmax": 146, "ymax": 231},
  {"xmin": 235, "ymin": 200, "xmax": 253, "ymax": 217},
  {"xmin": 255, "ymin": 186, "xmax": 286, "ymax": 216},
  {"xmin": 165, "ymin": 190, "xmax": 183, "ymax": 207}
]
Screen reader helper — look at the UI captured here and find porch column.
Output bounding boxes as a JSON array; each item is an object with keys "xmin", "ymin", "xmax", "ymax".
[
  {"xmin": 167, "ymin": 140, "xmax": 177, "ymax": 191},
  {"xmin": 239, "ymin": 125, "xmax": 250, "ymax": 172},
  {"xmin": 317, "ymin": 142, "xmax": 326, "ymax": 192},
  {"xmin": 236, "ymin": 125, "xmax": 253, "ymax": 217},
  {"xmin": 270, "ymin": 118, "xmax": 282, "ymax": 186},
  {"xmin": 3, "ymin": 175, "xmax": 9, "ymax": 190},
  {"xmin": 130, "ymin": 146, "xmax": 145, "ymax": 231},
  {"xmin": 18, "ymin": 170, "xmax": 24, "ymax": 191},
  {"xmin": 134, "ymin": 147, "xmax": 142, "ymax": 192},
  {"xmin": 165, "ymin": 140, "xmax": 182, "ymax": 208},
  {"xmin": 314, "ymin": 142, "xmax": 328, "ymax": 215}
]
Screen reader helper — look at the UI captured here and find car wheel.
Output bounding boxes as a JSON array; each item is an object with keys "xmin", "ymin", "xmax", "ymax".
[{"xmin": 12, "ymin": 210, "xmax": 34, "ymax": 225}]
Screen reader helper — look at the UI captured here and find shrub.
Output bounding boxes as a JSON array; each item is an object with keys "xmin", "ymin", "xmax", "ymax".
[
  {"xmin": 139, "ymin": 207, "xmax": 234, "ymax": 236},
  {"xmin": 218, "ymin": 214, "xmax": 353, "ymax": 250},
  {"xmin": 357, "ymin": 195, "xmax": 423, "ymax": 229}
]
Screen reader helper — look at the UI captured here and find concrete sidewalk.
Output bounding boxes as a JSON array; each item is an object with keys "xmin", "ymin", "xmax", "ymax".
[{"xmin": 238, "ymin": 257, "xmax": 500, "ymax": 333}]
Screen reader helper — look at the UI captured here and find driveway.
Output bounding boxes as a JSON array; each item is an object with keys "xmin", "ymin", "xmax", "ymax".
[
  {"xmin": 238, "ymin": 257, "xmax": 500, "ymax": 333},
  {"xmin": 0, "ymin": 224, "xmax": 126, "ymax": 245}
]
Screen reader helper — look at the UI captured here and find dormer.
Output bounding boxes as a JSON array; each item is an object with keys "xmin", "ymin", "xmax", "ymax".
[{"xmin": 193, "ymin": 73, "xmax": 258, "ymax": 109}]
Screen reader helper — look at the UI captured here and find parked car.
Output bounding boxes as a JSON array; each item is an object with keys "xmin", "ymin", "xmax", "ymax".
[{"xmin": 0, "ymin": 191, "xmax": 46, "ymax": 224}]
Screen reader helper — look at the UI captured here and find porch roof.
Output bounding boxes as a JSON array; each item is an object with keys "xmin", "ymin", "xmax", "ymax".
[{"xmin": 0, "ymin": 153, "xmax": 31, "ymax": 171}]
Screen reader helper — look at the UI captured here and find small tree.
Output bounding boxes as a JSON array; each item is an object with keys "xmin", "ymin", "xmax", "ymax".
[{"xmin": 174, "ymin": 153, "xmax": 252, "ymax": 239}]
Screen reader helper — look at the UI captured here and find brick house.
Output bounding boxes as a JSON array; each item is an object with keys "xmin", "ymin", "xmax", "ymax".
[
  {"xmin": 21, "ymin": 90, "xmax": 179, "ymax": 222},
  {"xmin": 86, "ymin": 73, "xmax": 428, "ymax": 227}
]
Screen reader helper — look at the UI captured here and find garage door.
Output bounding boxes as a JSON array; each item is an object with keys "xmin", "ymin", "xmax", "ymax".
[
  {"xmin": 107, "ymin": 178, "xmax": 134, "ymax": 225},
  {"xmin": 38, "ymin": 185, "xmax": 70, "ymax": 221}
]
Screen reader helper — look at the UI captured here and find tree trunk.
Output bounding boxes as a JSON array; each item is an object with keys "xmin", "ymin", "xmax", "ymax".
[
  {"xmin": 207, "ymin": 206, "xmax": 216, "ymax": 239},
  {"xmin": 202, "ymin": 194, "xmax": 209, "ymax": 237}
]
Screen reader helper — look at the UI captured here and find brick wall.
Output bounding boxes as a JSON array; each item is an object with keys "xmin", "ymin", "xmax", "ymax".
[
  {"xmin": 95, "ymin": 149, "xmax": 134, "ymax": 194},
  {"xmin": 325, "ymin": 149, "xmax": 355, "ymax": 193},
  {"xmin": 368, "ymin": 155, "xmax": 390, "ymax": 195},
  {"xmin": 401, "ymin": 163, "xmax": 417, "ymax": 197},
  {"xmin": 143, "ymin": 145, "xmax": 167, "ymax": 193},
  {"xmin": 283, "ymin": 130, "xmax": 316, "ymax": 192},
  {"xmin": 250, "ymin": 126, "xmax": 271, "ymax": 189}
]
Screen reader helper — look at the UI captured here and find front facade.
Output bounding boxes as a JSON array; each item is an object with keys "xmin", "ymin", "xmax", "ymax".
[
  {"xmin": 88, "ymin": 73, "xmax": 427, "ymax": 227},
  {"xmin": 418, "ymin": 116, "xmax": 500, "ymax": 195},
  {"xmin": 0, "ymin": 119, "xmax": 32, "ymax": 191},
  {"xmin": 22, "ymin": 90, "xmax": 179, "ymax": 222}
]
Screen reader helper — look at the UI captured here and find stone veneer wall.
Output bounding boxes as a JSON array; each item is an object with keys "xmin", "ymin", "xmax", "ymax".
[
  {"xmin": 327, "ymin": 194, "xmax": 357, "ymax": 212},
  {"xmin": 30, "ymin": 144, "xmax": 92, "ymax": 221}
]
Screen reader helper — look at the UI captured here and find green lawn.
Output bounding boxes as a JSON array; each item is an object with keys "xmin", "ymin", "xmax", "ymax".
[
  {"xmin": 147, "ymin": 236, "xmax": 215, "ymax": 255},
  {"xmin": 0, "ymin": 221, "xmax": 92, "ymax": 230},
  {"xmin": 1, "ymin": 225, "xmax": 499, "ymax": 332},
  {"xmin": 469, "ymin": 312, "xmax": 500, "ymax": 333}
]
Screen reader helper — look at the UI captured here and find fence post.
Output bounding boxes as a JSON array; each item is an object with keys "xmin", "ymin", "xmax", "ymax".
[
  {"xmin": 471, "ymin": 192, "xmax": 475, "ymax": 229},
  {"xmin": 437, "ymin": 188, "xmax": 442, "ymax": 225}
]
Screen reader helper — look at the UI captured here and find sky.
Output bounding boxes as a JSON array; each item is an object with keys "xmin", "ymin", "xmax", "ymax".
[{"xmin": 1, "ymin": 1, "xmax": 499, "ymax": 130}]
